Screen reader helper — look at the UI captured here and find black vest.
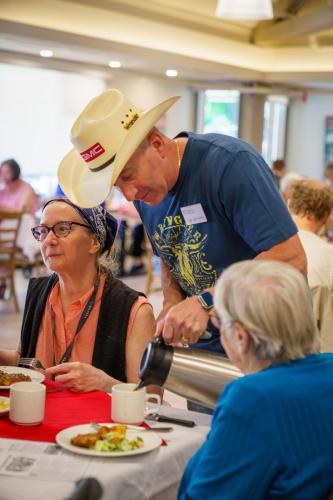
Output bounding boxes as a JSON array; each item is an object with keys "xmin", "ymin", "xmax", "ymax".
[{"xmin": 20, "ymin": 274, "xmax": 143, "ymax": 382}]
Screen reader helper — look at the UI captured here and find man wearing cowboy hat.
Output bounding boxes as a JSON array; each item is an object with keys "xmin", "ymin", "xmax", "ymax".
[{"xmin": 58, "ymin": 89, "xmax": 306, "ymax": 354}]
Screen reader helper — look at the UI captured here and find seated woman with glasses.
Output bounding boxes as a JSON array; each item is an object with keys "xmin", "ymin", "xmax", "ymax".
[
  {"xmin": 0, "ymin": 198, "xmax": 155, "ymax": 392},
  {"xmin": 179, "ymin": 260, "xmax": 333, "ymax": 500}
]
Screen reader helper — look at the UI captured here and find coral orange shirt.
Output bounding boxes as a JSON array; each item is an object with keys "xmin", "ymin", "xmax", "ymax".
[{"xmin": 35, "ymin": 274, "xmax": 149, "ymax": 372}]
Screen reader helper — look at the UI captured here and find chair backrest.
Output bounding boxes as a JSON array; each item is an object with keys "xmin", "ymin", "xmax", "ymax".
[
  {"xmin": 310, "ymin": 283, "xmax": 333, "ymax": 352},
  {"xmin": 0, "ymin": 210, "xmax": 22, "ymax": 263},
  {"xmin": 0, "ymin": 211, "xmax": 23, "ymax": 311},
  {"xmin": 143, "ymin": 229, "xmax": 154, "ymax": 296}
]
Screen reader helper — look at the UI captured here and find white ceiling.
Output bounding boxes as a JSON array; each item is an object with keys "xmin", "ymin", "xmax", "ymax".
[{"xmin": 1, "ymin": 0, "xmax": 333, "ymax": 92}]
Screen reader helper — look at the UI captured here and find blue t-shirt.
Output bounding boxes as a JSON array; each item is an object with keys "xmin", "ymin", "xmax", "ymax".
[
  {"xmin": 178, "ymin": 354, "xmax": 333, "ymax": 500},
  {"xmin": 135, "ymin": 133, "xmax": 297, "ymax": 353},
  {"xmin": 135, "ymin": 132, "xmax": 296, "ymax": 297}
]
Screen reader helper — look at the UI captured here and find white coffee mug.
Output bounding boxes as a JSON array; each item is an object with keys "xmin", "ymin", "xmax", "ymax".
[
  {"xmin": 9, "ymin": 382, "xmax": 46, "ymax": 426},
  {"xmin": 111, "ymin": 383, "xmax": 161, "ymax": 424}
]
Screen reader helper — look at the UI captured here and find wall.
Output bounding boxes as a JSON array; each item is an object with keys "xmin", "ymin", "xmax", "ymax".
[
  {"xmin": 286, "ymin": 93, "xmax": 333, "ymax": 179},
  {"xmin": 3, "ymin": 59, "xmax": 331, "ymax": 187},
  {"xmin": 239, "ymin": 94, "xmax": 265, "ymax": 153},
  {"xmin": 106, "ymin": 72, "xmax": 194, "ymax": 136},
  {"xmin": 0, "ymin": 64, "xmax": 193, "ymax": 192},
  {"xmin": 0, "ymin": 63, "xmax": 106, "ymax": 177}
]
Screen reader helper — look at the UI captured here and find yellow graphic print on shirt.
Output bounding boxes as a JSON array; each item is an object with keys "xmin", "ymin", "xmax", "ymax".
[{"xmin": 152, "ymin": 215, "xmax": 216, "ymax": 296}]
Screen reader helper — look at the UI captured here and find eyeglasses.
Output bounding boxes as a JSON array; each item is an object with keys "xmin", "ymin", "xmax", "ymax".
[
  {"xmin": 209, "ymin": 310, "xmax": 234, "ymax": 331},
  {"xmin": 209, "ymin": 310, "xmax": 222, "ymax": 330},
  {"xmin": 31, "ymin": 221, "xmax": 91, "ymax": 241}
]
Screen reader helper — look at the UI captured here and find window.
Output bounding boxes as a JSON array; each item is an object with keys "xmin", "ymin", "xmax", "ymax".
[
  {"xmin": 197, "ymin": 90, "xmax": 240, "ymax": 137},
  {"xmin": 262, "ymin": 95, "xmax": 288, "ymax": 165}
]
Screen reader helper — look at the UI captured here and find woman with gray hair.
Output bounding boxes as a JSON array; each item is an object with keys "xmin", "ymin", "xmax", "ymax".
[{"xmin": 179, "ymin": 260, "xmax": 333, "ymax": 500}]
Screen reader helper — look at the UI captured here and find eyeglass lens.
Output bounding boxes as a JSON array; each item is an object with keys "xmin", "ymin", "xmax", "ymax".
[
  {"xmin": 210, "ymin": 311, "xmax": 222, "ymax": 330},
  {"xmin": 33, "ymin": 222, "xmax": 72, "ymax": 241}
]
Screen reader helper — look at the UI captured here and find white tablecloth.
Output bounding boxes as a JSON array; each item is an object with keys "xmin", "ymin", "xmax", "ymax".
[{"xmin": 0, "ymin": 407, "xmax": 211, "ymax": 500}]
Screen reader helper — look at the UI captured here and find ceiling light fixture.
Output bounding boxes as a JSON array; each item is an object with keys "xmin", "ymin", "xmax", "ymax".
[
  {"xmin": 165, "ymin": 69, "xmax": 178, "ymax": 78},
  {"xmin": 215, "ymin": 0, "xmax": 273, "ymax": 20},
  {"xmin": 40, "ymin": 49, "xmax": 54, "ymax": 58},
  {"xmin": 109, "ymin": 60, "xmax": 121, "ymax": 68}
]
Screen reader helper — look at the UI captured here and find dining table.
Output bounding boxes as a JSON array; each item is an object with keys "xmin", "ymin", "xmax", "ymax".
[{"xmin": 0, "ymin": 380, "xmax": 211, "ymax": 500}]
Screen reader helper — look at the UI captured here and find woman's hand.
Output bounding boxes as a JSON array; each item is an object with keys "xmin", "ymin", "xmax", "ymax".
[
  {"xmin": 0, "ymin": 349, "xmax": 20, "ymax": 366},
  {"xmin": 45, "ymin": 362, "xmax": 116, "ymax": 392}
]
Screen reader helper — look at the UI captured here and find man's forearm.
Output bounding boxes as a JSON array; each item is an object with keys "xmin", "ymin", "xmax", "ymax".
[
  {"xmin": 157, "ymin": 301, "xmax": 178, "ymax": 323},
  {"xmin": 255, "ymin": 234, "xmax": 307, "ymax": 276},
  {"xmin": 158, "ymin": 259, "xmax": 185, "ymax": 322}
]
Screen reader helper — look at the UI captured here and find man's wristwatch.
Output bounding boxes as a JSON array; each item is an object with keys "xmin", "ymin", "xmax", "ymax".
[{"xmin": 197, "ymin": 291, "xmax": 214, "ymax": 310}]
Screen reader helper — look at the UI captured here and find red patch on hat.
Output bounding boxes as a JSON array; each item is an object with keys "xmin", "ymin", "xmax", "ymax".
[{"xmin": 80, "ymin": 143, "xmax": 106, "ymax": 163}]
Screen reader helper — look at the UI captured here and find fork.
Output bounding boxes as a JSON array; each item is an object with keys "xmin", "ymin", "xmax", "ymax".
[
  {"xmin": 18, "ymin": 357, "xmax": 45, "ymax": 371},
  {"xmin": 91, "ymin": 423, "xmax": 173, "ymax": 433}
]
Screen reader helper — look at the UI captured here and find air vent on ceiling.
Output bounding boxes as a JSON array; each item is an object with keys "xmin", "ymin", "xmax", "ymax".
[{"xmin": 310, "ymin": 33, "xmax": 333, "ymax": 50}]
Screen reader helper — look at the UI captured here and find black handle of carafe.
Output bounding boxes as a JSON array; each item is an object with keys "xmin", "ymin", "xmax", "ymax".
[
  {"xmin": 136, "ymin": 334, "xmax": 172, "ymax": 390},
  {"xmin": 155, "ymin": 335, "xmax": 166, "ymax": 346}
]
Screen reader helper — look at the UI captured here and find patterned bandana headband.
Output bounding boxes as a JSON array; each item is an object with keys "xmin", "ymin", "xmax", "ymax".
[{"xmin": 42, "ymin": 198, "xmax": 118, "ymax": 253}]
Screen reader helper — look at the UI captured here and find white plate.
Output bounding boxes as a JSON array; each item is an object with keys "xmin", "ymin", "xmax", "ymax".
[
  {"xmin": 0, "ymin": 366, "xmax": 45, "ymax": 389},
  {"xmin": 56, "ymin": 423, "xmax": 162, "ymax": 457},
  {"xmin": 0, "ymin": 396, "xmax": 10, "ymax": 416}
]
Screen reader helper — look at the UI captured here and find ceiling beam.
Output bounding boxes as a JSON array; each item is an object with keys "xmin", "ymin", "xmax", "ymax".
[
  {"xmin": 286, "ymin": 0, "xmax": 309, "ymax": 15},
  {"xmin": 253, "ymin": 0, "xmax": 333, "ymax": 46},
  {"xmin": 263, "ymin": 70, "xmax": 333, "ymax": 83},
  {"xmin": 0, "ymin": 20, "xmax": 263, "ymax": 82},
  {"xmin": 65, "ymin": 0, "xmax": 251, "ymax": 42},
  {"xmin": 0, "ymin": 49, "xmax": 111, "ymax": 78}
]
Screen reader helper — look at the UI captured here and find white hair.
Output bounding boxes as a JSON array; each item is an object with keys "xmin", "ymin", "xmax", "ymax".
[
  {"xmin": 214, "ymin": 260, "xmax": 319, "ymax": 364},
  {"xmin": 280, "ymin": 172, "xmax": 305, "ymax": 199}
]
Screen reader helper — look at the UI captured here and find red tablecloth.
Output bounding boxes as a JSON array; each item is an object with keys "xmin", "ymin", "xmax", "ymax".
[{"xmin": 0, "ymin": 380, "xmax": 155, "ymax": 443}]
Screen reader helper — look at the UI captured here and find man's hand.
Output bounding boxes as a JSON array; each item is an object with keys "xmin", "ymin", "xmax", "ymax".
[
  {"xmin": 45, "ymin": 362, "xmax": 114, "ymax": 392},
  {"xmin": 155, "ymin": 296, "xmax": 210, "ymax": 345}
]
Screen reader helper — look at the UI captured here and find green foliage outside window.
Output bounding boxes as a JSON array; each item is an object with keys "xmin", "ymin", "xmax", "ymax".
[{"xmin": 203, "ymin": 90, "xmax": 240, "ymax": 137}]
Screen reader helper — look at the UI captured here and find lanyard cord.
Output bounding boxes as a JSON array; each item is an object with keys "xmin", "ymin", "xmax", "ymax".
[{"xmin": 50, "ymin": 278, "xmax": 100, "ymax": 365}]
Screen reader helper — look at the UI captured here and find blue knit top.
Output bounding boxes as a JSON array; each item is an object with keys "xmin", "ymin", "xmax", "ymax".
[{"xmin": 179, "ymin": 353, "xmax": 333, "ymax": 499}]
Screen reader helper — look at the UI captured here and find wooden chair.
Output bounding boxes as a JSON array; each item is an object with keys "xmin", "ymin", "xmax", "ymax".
[
  {"xmin": 14, "ymin": 248, "xmax": 45, "ymax": 279},
  {"xmin": 0, "ymin": 210, "xmax": 22, "ymax": 311},
  {"xmin": 143, "ymin": 230, "xmax": 161, "ymax": 296},
  {"xmin": 144, "ymin": 230, "xmax": 154, "ymax": 296},
  {"xmin": 13, "ymin": 212, "xmax": 45, "ymax": 279}
]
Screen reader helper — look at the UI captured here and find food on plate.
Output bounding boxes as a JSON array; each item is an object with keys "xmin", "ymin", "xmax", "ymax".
[
  {"xmin": 70, "ymin": 424, "xmax": 144, "ymax": 452},
  {"xmin": 0, "ymin": 400, "xmax": 9, "ymax": 411},
  {"xmin": 0, "ymin": 369, "xmax": 32, "ymax": 386}
]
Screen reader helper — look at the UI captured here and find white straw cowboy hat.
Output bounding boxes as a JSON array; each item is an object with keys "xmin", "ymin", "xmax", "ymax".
[{"xmin": 58, "ymin": 89, "xmax": 180, "ymax": 208}]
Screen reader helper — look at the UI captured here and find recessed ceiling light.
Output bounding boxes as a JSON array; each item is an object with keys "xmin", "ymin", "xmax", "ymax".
[
  {"xmin": 40, "ymin": 49, "xmax": 54, "ymax": 58},
  {"xmin": 215, "ymin": 0, "xmax": 273, "ymax": 20},
  {"xmin": 109, "ymin": 60, "xmax": 121, "ymax": 68},
  {"xmin": 165, "ymin": 69, "xmax": 178, "ymax": 78}
]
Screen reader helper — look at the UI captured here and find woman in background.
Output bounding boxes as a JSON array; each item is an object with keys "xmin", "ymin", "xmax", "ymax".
[
  {"xmin": 0, "ymin": 159, "xmax": 40, "ymax": 297},
  {"xmin": 0, "ymin": 158, "xmax": 39, "ymax": 215}
]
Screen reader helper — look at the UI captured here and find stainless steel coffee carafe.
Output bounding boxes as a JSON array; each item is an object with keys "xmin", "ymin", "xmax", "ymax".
[{"xmin": 138, "ymin": 337, "xmax": 242, "ymax": 408}]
